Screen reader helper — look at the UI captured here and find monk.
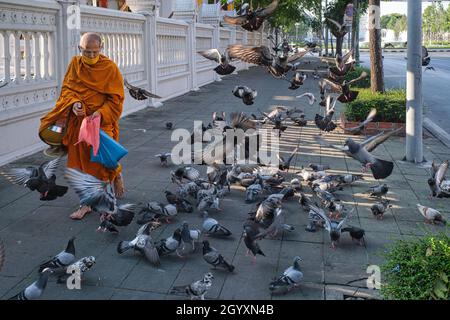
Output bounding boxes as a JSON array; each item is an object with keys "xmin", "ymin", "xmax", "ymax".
[{"xmin": 39, "ymin": 33, "xmax": 125, "ymax": 219}]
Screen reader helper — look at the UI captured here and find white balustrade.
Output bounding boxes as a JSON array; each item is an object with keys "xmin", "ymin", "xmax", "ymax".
[{"xmin": 0, "ymin": 0, "xmax": 273, "ymax": 166}]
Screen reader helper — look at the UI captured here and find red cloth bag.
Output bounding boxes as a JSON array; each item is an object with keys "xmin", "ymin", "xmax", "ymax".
[{"xmin": 75, "ymin": 116, "xmax": 100, "ymax": 156}]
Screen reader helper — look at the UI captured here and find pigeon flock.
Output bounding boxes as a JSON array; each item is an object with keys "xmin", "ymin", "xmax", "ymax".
[{"xmin": 0, "ymin": 1, "xmax": 447, "ymax": 300}]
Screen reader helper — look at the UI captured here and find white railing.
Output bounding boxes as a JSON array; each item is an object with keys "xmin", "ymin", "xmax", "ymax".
[{"xmin": 0, "ymin": 0, "xmax": 272, "ymax": 166}]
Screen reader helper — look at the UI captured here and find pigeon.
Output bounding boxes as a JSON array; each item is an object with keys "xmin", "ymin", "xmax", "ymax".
[
  {"xmin": 9, "ymin": 268, "xmax": 52, "ymax": 300},
  {"xmin": 227, "ymin": 44, "xmax": 309, "ymax": 79},
  {"xmin": 223, "ymin": 0, "xmax": 279, "ymax": 32},
  {"xmin": 198, "ymin": 49, "xmax": 236, "ymax": 75},
  {"xmin": 177, "ymin": 221, "xmax": 201, "ymax": 256},
  {"xmin": 253, "ymin": 195, "xmax": 283, "ymax": 229},
  {"xmin": 421, "ymin": 46, "xmax": 431, "ymax": 66},
  {"xmin": 368, "ymin": 184, "xmax": 389, "ymax": 198},
  {"xmin": 97, "ymin": 203, "xmax": 137, "ymax": 232},
  {"xmin": 155, "ymin": 153, "xmax": 172, "ymax": 167},
  {"xmin": 277, "ymin": 146, "xmax": 299, "ymax": 171},
  {"xmin": 243, "ymin": 220, "xmax": 265, "ymax": 261},
  {"xmin": 255, "ymin": 208, "xmax": 294, "ymax": 239},
  {"xmin": 428, "ymin": 160, "xmax": 450, "ymax": 198},
  {"xmin": 232, "ymin": 85, "xmax": 257, "ymax": 105},
  {"xmin": 1, "ymin": 157, "xmax": 68, "ymax": 201},
  {"xmin": 202, "ymin": 212, "xmax": 232, "ymax": 237},
  {"xmin": 336, "ymin": 174, "xmax": 364, "ymax": 185},
  {"xmin": 202, "ymin": 240, "xmax": 234, "ymax": 272},
  {"xmin": 321, "ymin": 72, "xmax": 369, "ymax": 103},
  {"xmin": 144, "ymin": 202, "xmax": 178, "ymax": 223},
  {"xmin": 371, "ymin": 199, "xmax": 391, "ymax": 220},
  {"xmin": 424, "ymin": 66, "xmax": 435, "ymax": 72},
  {"xmin": 416, "ymin": 204, "xmax": 446, "ymax": 225},
  {"xmin": 315, "ymin": 129, "xmax": 402, "ymax": 179},
  {"xmin": 315, "ymin": 95, "xmax": 337, "ymax": 132},
  {"xmin": 287, "ymin": 72, "xmax": 307, "ymax": 90},
  {"xmin": 57, "ymin": 256, "xmax": 96, "ymax": 284},
  {"xmin": 38, "ymin": 237, "xmax": 76, "ymax": 272},
  {"xmin": 290, "ymin": 178, "xmax": 302, "ymax": 191},
  {"xmin": 326, "ymin": 17, "xmax": 348, "ymax": 38},
  {"xmin": 171, "ymin": 166, "xmax": 200, "ymax": 184},
  {"xmin": 197, "ymin": 194, "xmax": 221, "ymax": 213},
  {"xmin": 124, "ymin": 78, "xmax": 161, "ymax": 100},
  {"xmin": 308, "ymin": 163, "xmax": 330, "ymax": 172},
  {"xmin": 296, "ymin": 92, "xmax": 316, "ymax": 105},
  {"xmin": 245, "ymin": 181, "xmax": 264, "ymax": 203},
  {"xmin": 165, "ymin": 191, "xmax": 193, "ymax": 213},
  {"xmin": 117, "ymin": 223, "xmax": 160, "ymax": 266},
  {"xmin": 308, "ymin": 204, "xmax": 347, "ymax": 248},
  {"xmin": 341, "ymin": 226, "xmax": 366, "ymax": 246},
  {"xmin": 156, "ymin": 228, "xmax": 182, "ymax": 257},
  {"xmin": 341, "ymin": 108, "xmax": 377, "ymax": 134},
  {"xmin": 297, "ymin": 168, "xmax": 326, "ymax": 182},
  {"xmin": 65, "ymin": 168, "xmax": 116, "ymax": 213},
  {"xmin": 170, "ymin": 272, "xmax": 214, "ymax": 300},
  {"xmin": 329, "ymin": 49, "xmax": 355, "ymax": 77},
  {"xmin": 166, "ymin": 122, "xmax": 173, "ymax": 130},
  {"xmin": 269, "ymin": 256, "xmax": 303, "ymax": 294}
]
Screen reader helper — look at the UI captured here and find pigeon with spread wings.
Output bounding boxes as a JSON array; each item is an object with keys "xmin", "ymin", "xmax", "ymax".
[
  {"xmin": 315, "ymin": 128, "xmax": 402, "ymax": 179},
  {"xmin": 227, "ymin": 44, "xmax": 309, "ymax": 78},
  {"xmin": 198, "ymin": 48, "xmax": 236, "ymax": 75},
  {"xmin": 340, "ymin": 108, "xmax": 377, "ymax": 134},
  {"xmin": 1, "ymin": 157, "xmax": 68, "ymax": 201},
  {"xmin": 326, "ymin": 17, "xmax": 348, "ymax": 38},
  {"xmin": 223, "ymin": 0, "xmax": 279, "ymax": 32},
  {"xmin": 321, "ymin": 71, "xmax": 368, "ymax": 103},
  {"xmin": 124, "ymin": 78, "xmax": 161, "ymax": 100}
]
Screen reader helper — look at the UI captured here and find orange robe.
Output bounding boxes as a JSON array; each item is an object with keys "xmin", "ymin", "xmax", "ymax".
[{"xmin": 39, "ymin": 54, "xmax": 125, "ymax": 182}]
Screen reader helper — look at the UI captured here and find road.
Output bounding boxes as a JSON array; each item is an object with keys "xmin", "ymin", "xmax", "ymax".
[{"xmin": 360, "ymin": 51, "xmax": 450, "ymax": 134}]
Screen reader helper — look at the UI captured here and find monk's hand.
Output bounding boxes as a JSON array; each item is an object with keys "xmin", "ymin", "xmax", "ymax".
[{"xmin": 72, "ymin": 102, "xmax": 85, "ymax": 117}]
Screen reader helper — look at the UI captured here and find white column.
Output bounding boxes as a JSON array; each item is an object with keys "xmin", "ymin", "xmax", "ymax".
[
  {"xmin": 405, "ymin": 0, "xmax": 423, "ymax": 163},
  {"xmin": 188, "ymin": 21, "xmax": 199, "ymax": 91}
]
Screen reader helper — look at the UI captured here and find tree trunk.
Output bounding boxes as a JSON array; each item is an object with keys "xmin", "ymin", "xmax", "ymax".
[
  {"xmin": 336, "ymin": 36, "xmax": 343, "ymax": 56},
  {"xmin": 330, "ymin": 34, "xmax": 334, "ymax": 56},
  {"xmin": 369, "ymin": 0, "xmax": 384, "ymax": 93}
]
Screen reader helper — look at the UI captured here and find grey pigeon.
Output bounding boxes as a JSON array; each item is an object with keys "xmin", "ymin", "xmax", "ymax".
[
  {"xmin": 371, "ymin": 199, "xmax": 391, "ymax": 220},
  {"xmin": 277, "ymin": 146, "xmax": 299, "ymax": 171},
  {"xmin": 243, "ymin": 220, "xmax": 265, "ymax": 261},
  {"xmin": 340, "ymin": 108, "xmax": 377, "ymax": 134},
  {"xmin": 165, "ymin": 191, "xmax": 193, "ymax": 213},
  {"xmin": 315, "ymin": 129, "xmax": 402, "ymax": 179},
  {"xmin": 156, "ymin": 228, "xmax": 182, "ymax": 257},
  {"xmin": 232, "ymin": 86, "xmax": 257, "ymax": 105},
  {"xmin": 155, "ymin": 153, "xmax": 172, "ymax": 166},
  {"xmin": 170, "ymin": 272, "xmax": 214, "ymax": 300},
  {"xmin": 117, "ymin": 223, "xmax": 160, "ymax": 266},
  {"xmin": 269, "ymin": 256, "xmax": 303, "ymax": 294},
  {"xmin": 308, "ymin": 163, "xmax": 330, "ymax": 172},
  {"xmin": 1, "ymin": 157, "xmax": 68, "ymax": 201},
  {"xmin": 97, "ymin": 203, "xmax": 137, "ymax": 232},
  {"xmin": 202, "ymin": 212, "xmax": 232, "ymax": 237},
  {"xmin": 308, "ymin": 204, "xmax": 347, "ymax": 248},
  {"xmin": 198, "ymin": 49, "xmax": 235, "ymax": 75},
  {"xmin": 177, "ymin": 222, "xmax": 201, "ymax": 257},
  {"xmin": 245, "ymin": 181, "xmax": 263, "ymax": 203},
  {"xmin": 368, "ymin": 184, "xmax": 389, "ymax": 198},
  {"xmin": 255, "ymin": 208, "xmax": 294, "ymax": 239},
  {"xmin": 124, "ymin": 78, "xmax": 161, "ymax": 100},
  {"xmin": 428, "ymin": 160, "xmax": 450, "ymax": 198},
  {"xmin": 9, "ymin": 268, "xmax": 52, "ymax": 300},
  {"xmin": 202, "ymin": 240, "xmax": 235, "ymax": 272},
  {"xmin": 171, "ymin": 166, "xmax": 200, "ymax": 184},
  {"xmin": 223, "ymin": 0, "xmax": 278, "ymax": 32},
  {"xmin": 39, "ymin": 237, "xmax": 76, "ymax": 273},
  {"xmin": 341, "ymin": 226, "xmax": 366, "ymax": 245}
]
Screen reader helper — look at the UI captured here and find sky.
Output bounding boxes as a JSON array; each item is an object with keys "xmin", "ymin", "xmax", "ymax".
[{"xmin": 378, "ymin": 1, "xmax": 450, "ymax": 15}]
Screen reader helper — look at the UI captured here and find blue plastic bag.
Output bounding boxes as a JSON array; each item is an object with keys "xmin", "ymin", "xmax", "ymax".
[{"xmin": 90, "ymin": 129, "xmax": 128, "ymax": 169}]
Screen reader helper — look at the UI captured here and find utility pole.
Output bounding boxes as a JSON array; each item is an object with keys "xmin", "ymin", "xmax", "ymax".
[
  {"xmin": 405, "ymin": 0, "xmax": 423, "ymax": 163},
  {"xmin": 324, "ymin": 0, "xmax": 328, "ymax": 56}
]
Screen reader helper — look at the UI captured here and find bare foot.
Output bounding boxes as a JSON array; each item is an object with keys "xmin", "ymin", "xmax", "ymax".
[
  {"xmin": 114, "ymin": 174, "xmax": 125, "ymax": 199},
  {"xmin": 70, "ymin": 206, "xmax": 91, "ymax": 220}
]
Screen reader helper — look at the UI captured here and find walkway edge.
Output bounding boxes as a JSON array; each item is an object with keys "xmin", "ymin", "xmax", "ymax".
[{"xmin": 423, "ymin": 117, "xmax": 450, "ymax": 149}]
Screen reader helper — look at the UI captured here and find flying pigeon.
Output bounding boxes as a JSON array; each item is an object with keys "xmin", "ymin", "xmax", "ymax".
[
  {"xmin": 155, "ymin": 153, "xmax": 172, "ymax": 167},
  {"xmin": 223, "ymin": 0, "xmax": 279, "ymax": 32},
  {"xmin": 198, "ymin": 49, "xmax": 236, "ymax": 75},
  {"xmin": 232, "ymin": 85, "xmax": 257, "ymax": 105},
  {"xmin": 166, "ymin": 122, "xmax": 173, "ymax": 130},
  {"xmin": 296, "ymin": 92, "xmax": 316, "ymax": 105},
  {"xmin": 1, "ymin": 157, "xmax": 68, "ymax": 201},
  {"xmin": 124, "ymin": 78, "xmax": 161, "ymax": 100},
  {"xmin": 117, "ymin": 223, "xmax": 160, "ymax": 266},
  {"xmin": 277, "ymin": 146, "xmax": 299, "ymax": 171},
  {"xmin": 287, "ymin": 72, "xmax": 307, "ymax": 90},
  {"xmin": 340, "ymin": 108, "xmax": 377, "ymax": 134},
  {"xmin": 326, "ymin": 17, "xmax": 348, "ymax": 38},
  {"xmin": 321, "ymin": 72, "xmax": 368, "ymax": 103}
]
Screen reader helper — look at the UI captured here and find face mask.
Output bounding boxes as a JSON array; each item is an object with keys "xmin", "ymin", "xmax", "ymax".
[{"xmin": 82, "ymin": 55, "xmax": 100, "ymax": 65}]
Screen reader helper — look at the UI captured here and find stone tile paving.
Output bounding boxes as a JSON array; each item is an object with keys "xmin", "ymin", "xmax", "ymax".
[{"xmin": 0, "ymin": 58, "xmax": 449, "ymax": 300}]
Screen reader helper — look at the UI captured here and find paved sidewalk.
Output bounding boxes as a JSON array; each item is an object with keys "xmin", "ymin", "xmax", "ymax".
[{"xmin": 0, "ymin": 59, "xmax": 449, "ymax": 300}]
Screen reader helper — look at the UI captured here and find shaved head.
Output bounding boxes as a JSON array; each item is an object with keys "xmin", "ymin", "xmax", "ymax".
[{"xmin": 80, "ymin": 32, "xmax": 102, "ymax": 48}]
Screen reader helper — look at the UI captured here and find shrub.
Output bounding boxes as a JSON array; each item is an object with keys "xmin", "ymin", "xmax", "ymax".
[
  {"xmin": 380, "ymin": 233, "xmax": 450, "ymax": 300},
  {"xmin": 344, "ymin": 66, "xmax": 371, "ymax": 88},
  {"xmin": 344, "ymin": 88, "xmax": 406, "ymax": 123}
]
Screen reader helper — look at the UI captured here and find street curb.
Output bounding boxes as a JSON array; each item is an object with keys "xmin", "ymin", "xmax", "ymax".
[{"xmin": 423, "ymin": 117, "xmax": 450, "ymax": 149}]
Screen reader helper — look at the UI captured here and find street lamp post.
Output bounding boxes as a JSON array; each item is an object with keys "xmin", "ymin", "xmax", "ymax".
[
  {"xmin": 405, "ymin": 0, "xmax": 423, "ymax": 163},
  {"xmin": 295, "ymin": 23, "xmax": 300, "ymax": 42}
]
